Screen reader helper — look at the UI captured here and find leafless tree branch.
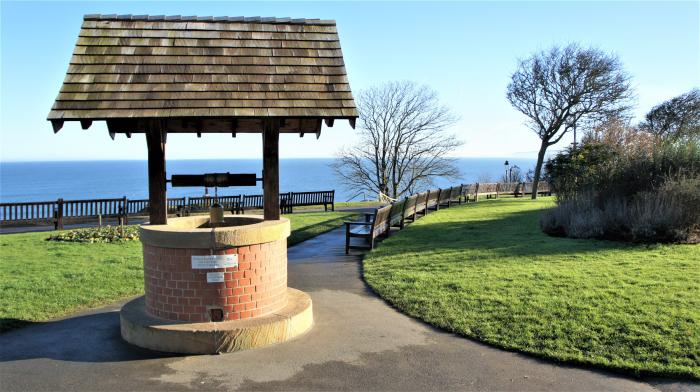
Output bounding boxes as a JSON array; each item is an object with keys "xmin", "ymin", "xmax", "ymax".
[
  {"xmin": 332, "ymin": 81, "xmax": 462, "ymax": 199},
  {"xmin": 506, "ymin": 43, "xmax": 634, "ymax": 198}
]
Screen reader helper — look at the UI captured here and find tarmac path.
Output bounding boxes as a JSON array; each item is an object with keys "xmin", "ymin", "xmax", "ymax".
[{"xmin": 0, "ymin": 228, "xmax": 697, "ymax": 391}]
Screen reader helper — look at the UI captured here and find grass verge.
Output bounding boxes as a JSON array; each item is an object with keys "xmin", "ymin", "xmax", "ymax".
[
  {"xmin": 363, "ymin": 198, "xmax": 700, "ymax": 379},
  {"xmin": 0, "ymin": 211, "xmax": 356, "ymax": 332}
]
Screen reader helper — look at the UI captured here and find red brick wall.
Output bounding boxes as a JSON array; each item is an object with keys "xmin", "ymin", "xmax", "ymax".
[{"xmin": 143, "ymin": 239, "xmax": 287, "ymax": 322}]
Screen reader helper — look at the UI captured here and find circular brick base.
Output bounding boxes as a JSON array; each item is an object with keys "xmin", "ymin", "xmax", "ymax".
[
  {"xmin": 138, "ymin": 215, "xmax": 290, "ymax": 323},
  {"xmin": 142, "ymin": 239, "xmax": 288, "ymax": 322},
  {"xmin": 120, "ymin": 288, "xmax": 313, "ymax": 354}
]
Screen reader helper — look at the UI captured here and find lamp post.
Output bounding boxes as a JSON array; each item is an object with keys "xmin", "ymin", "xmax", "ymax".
[{"xmin": 504, "ymin": 160, "xmax": 510, "ymax": 183}]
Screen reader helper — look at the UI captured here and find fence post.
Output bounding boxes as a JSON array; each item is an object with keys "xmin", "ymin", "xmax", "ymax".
[
  {"xmin": 496, "ymin": 183, "xmax": 500, "ymax": 199},
  {"xmin": 56, "ymin": 198, "xmax": 64, "ymax": 230},
  {"xmin": 475, "ymin": 183, "xmax": 480, "ymax": 203},
  {"xmin": 121, "ymin": 196, "xmax": 129, "ymax": 225}
]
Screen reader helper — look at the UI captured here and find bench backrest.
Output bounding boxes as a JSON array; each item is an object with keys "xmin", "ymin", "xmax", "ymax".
[
  {"xmin": 403, "ymin": 194, "xmax": 418, "ymax": 220},
  {"xmin": 477, "ymin": 182, "xmax": 498, "ymax": 194},
  {"xmin": 520, "ymin": 182, "xmax": 551, "ymax": 194},
  {"xmin": 461, "ymin": 183, "xmax": 477, "ymax": 195},
  {"xmin": 438, "ymin": 188, "xmax": 451, "ymax": 205},
  {"xmin": 449, "ymin": 186, "xmax": 461, "ymax": 201},
  {"xmin": 426, "ymin": 189, "xmax": 439, "ymax": 208},
  {"xmin": 415, "ymin": 192, "xmax": 427, "ymax": 213},
  {"xmin": 498, "ymin": 182, "xmax": 518, "ymax": 194},
  {"xmin": 371, "ymin": 205, "xmax": 392, "ymax": 238},
  {"xmin": 389, "ymin": 199, "xmax": 406, "ymax": 226}
]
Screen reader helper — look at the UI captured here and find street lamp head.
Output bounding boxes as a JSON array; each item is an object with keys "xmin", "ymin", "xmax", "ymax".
[{"xmin": 504, "ymin": 160, "xmax": 509, "ymax": 166}]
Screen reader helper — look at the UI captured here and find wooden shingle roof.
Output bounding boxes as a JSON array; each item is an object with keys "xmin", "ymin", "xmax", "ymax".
[{"xmin": 48, "ymin": 14, "xmax": 357, "ymax": 134}]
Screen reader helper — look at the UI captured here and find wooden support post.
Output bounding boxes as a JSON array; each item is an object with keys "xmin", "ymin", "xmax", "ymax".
[
  {"xmin": 146, "ymin": 126, "xmax": 167, "ymax": 225},
  {"xmin": 262, "ymin": 121, "xmax": 280, "ymax": 220},
  {"xmin": 121, "ymin": 196, "xmax": 129, "ymax": 225},
  {"xmin": 55, "ymin": 198, "xmax": 64, "ymax": 230}
]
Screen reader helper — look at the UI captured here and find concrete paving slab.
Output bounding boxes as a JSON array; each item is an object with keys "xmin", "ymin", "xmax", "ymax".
[{"xmin": 0, "ymin": 227, "xmax": 697, "ymax": 391}]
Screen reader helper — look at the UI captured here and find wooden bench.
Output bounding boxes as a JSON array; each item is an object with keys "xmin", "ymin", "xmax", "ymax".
[
  {"xmin": 401, "ymin": 194, "xmax": 418, "ymax": 226},
  {"xmin": 414, "ymin": 191, "xmax": 428, "ymax": 217},
  {"xmin": 477, "ymin": 182, "xmax": 499, "ymax": 199},
  {"xmin": 515, "ymin": 182, "xmax": 552, "ymax": 197},
  {"xmin": 425, "ymin": 189, "xmax": 440, "ymax": 212},
  {"xmin": 497, "ymin": 182, "xmax": 519, "ymax": 197},
  {"xmin": 281, "ymin": 190, "xmax": 335, "ymax": 214},
  {"xmin": 437, "ymin": 188, "xmax": 452, "ymax": 209},
  {"xmin": 460, "ymin": 183, "xmax": 478, "ymax": 203},
  {"xmin": 345, "ymin": 205, "xmax": 391, "ymax": 253},
  {"xmin": 448, "ymin": 186, "xmax": 462, "ymax": 206},
  {"xmin": 388, "ymin": 199, "xmax": 406, "ymax": 229}
]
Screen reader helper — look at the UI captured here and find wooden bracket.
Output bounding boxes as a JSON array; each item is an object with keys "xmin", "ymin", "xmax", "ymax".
[
  {"xmin": 324, "ymin": 118, "xmax": 334, "ymax": 127},
  {"xmin": 51, "ymin": 120, "xmax": 64, "ymax": 133},
  {"xmin": 349, "ymin": 118, "xmax": 356, "ymax": 129}
]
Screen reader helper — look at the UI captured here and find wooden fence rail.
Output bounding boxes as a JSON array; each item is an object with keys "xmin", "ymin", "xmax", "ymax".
[
  {"xmin": 0, "ymin": 190, "xmax": 337, "ymax": 228},
  {"xmin": 1, "ymin": 183, "xmax": 551, "ymax": 229}
]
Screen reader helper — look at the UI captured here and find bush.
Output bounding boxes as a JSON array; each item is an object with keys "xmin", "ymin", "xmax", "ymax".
[
  {"xmin": 47, "ymin": 225, "xmax": 139, "ymax": 243},
  {"xmin": 543, "ymin": 136, "xmax": 700, "ymax": 243},
  {"xmin": 541, "ymin": 177, "xmax": 700, "ymax": 243}
]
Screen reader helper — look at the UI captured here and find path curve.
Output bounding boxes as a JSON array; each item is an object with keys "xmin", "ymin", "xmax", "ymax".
[{"xmin": 0, "ymin": 228, "xmax": 696, "ymax": 391}]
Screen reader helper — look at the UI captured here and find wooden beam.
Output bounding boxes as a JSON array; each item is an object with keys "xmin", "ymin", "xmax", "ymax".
[
  {"xmin": 51, "ymin": 120, "xmax": 64, "ymax": 133},
  {"xmin": 146, "ymin": 125, "xmax": 167, "ymax": 225},
  {"xmin": 80, "ymin": 120, "xmax": 92, "ymax": 130},
  {"xmin": 262, "ymin": 120, "xmax": 280, "ymax": 220}
]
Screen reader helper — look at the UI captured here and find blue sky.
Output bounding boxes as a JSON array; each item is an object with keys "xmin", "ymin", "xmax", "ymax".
[{"xmin": 1, "ymin": 1, "xmax": 698, "ymax": 162}]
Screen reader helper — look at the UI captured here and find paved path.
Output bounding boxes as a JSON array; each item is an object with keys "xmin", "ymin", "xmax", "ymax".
[{"xmin": 0, "ymin": 228, "xmax": 697, "ymax": 391}]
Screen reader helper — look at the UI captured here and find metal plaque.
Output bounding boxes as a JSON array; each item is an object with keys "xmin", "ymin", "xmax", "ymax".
[
  {"xmin": 191, "ymin": 254, "xmax": 238, "ymax": 269},
  {"xmin": 206, "ymin": 272, "xmax": 225, "ymax": 283}
]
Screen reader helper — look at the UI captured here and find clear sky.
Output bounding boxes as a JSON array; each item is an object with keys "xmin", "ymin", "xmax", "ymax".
[{"xmin": 0, "ymin": 1, "xmax": 698, "ymax": 162}]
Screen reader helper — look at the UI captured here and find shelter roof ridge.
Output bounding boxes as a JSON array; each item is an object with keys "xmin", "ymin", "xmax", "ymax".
[{"xmin": 83, "ymin": 14, "xmax": 336, "ymax": 25}]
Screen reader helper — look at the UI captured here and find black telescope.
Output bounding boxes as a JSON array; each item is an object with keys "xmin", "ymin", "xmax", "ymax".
[{"xmin": 169, "ymin": 173, "xmax": 258, "ymax": 187}]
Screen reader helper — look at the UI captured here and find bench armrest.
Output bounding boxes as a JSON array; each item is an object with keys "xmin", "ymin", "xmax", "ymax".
[{"xmin": 345, "ymin": 221, "xmax": 372, "ymax": 226}]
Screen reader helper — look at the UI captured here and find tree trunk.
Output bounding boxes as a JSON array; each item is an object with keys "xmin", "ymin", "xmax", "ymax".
[{"xmin": 531, "ymin": 141, "xmax": 548, "ymax": 200}]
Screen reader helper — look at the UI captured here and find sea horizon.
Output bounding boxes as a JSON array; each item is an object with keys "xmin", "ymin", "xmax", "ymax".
[{"xmin": 0, "ymin": 157, "xmax": 538, "ymax": 203}]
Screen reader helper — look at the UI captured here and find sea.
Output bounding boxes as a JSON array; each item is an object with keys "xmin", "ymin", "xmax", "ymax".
[{"xmin": 0, "ymin": 158, "xmax": 536, "ymax": 203}]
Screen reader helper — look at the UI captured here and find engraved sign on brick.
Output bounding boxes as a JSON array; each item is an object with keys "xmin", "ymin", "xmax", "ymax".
[
  {"xmin": 191, "ymin": 254, "xmax": 238, "ymax": 269},
  {"xmin": 206, "ymin": 272, "xmax": 225, "ymax": 283}
]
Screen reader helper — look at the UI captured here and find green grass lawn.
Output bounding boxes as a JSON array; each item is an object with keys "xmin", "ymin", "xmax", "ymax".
[
  {"xmin": 0, "ymin": 211, "xmax": 356, "ymax": 332},
  {"xmin": 363, "ymin": 198, "xmax": 700, "ymax": 379}
]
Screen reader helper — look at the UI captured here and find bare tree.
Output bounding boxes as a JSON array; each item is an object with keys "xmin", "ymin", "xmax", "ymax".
[
  {"xmin": 639, "ymin": 88, "xmax": 700, "ymax": 142},
  {"xmin": 506, "ymin": 43, "xmax": 633, "ymax": 199},
  {"xmin": 333, "ymin": 81, "xmax": 461, "ymax": 200}
]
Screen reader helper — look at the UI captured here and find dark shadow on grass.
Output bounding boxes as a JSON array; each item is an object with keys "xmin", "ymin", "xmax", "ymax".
[{"xmin": 0, "ymin": 310, "xmax": 179, "ymax": 363}]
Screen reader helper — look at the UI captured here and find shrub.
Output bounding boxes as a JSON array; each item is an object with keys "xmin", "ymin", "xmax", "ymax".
[
  {"xmin": 47, "ymin": 225, "xmax": 139, "ymax": 243},
  {"xmin": 541, "ymin": 177, "xmax": 700, "ymax": 243}
]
